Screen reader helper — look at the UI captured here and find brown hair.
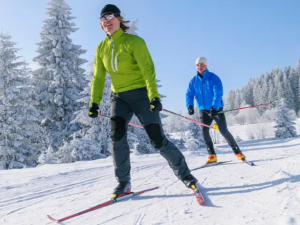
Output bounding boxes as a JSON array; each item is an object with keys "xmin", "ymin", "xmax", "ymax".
[{"xmin": 100, "ymin": 15, "xmax": 130, "ymax": 32}]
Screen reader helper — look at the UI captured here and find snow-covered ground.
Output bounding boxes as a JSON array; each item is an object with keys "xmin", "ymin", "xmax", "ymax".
[
  {"xmin": 228, "ymin": 118, "xmax": 300, "ymax": 142},
  {"xmin": 1, "ymin": 133, "xmax": 300, "ymax": 225}
]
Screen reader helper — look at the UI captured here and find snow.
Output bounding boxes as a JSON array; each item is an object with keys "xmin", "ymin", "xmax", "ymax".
[
  {"xmin": 1, "ymin": 128, "xmax": 300, "ymax": 224},
  {"xmin": 227, "ymin": 118, "xmax": 300, "ymax": 142}
]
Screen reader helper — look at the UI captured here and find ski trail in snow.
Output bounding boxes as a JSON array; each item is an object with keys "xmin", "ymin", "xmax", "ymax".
[
  {"xmin": 134, "ymin": 162, "xmax": 168, "ymax": 190},
  {"xmin": 164, "ymin": 188, "xmax": 172, "ymax": 224},
  {"xmin": 98, "ymin": 197, "xmax": 165, "ymax": 225},
  {"xmin": 0, "ymin": 177, "xmax": 100, "ymax": 208},
  {"xmin": 3, "ymin": 199, "xmax": 45, "ymax": 217},
  {"xmin": 1, "ymin": 162, "xmax": 167, "ymax": 208},
  {"xmin": 133, "ymin": 207, "xmax": 146, "ymax": 225}
]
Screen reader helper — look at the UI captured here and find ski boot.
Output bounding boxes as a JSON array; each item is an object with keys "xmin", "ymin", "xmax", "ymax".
[
  {"xmin": 182, "ymin": 174, "xmax": 205, "ymax": 204},
  {"xmin": 182, "ymin": 174, "xmax": 198, "ymax": 189},
  {"xmin": 235, "ymin": 152, "xmax": 246, "ymax": 161},
  {"xmin": 112, "ymin": 181, "xmax": 131, "ymax": 199},
  {"xmin": 206, "ymin": 154, "xmax": 217, "ymax": 164}
]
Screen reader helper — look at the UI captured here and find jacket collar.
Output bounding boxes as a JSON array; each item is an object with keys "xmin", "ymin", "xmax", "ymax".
[
  {"xmin": 197, "ymin": 69, "xmax": 210, "ymax": 80},
  {"xmin": 107, "ymin": 28, "xmax": 124, "ymax": 42}
]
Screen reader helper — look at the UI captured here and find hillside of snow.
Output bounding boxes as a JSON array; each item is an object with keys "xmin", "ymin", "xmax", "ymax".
[
  {"xmin": 227, "ymin": 118, "xmax": 300, "ymax": 142},
  {"xmin": 1, "ymin": 127, "xmax": 300, "ymax": 225}
]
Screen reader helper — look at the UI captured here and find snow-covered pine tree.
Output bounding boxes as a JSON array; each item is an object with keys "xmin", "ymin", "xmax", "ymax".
[
  {"xmin": 236, "ymin": 100, "xmax": 259, "ymax": 124},
  {"xmin": 241, "ymin": 80, "xmax": 254, "ymax": 106},
  {"xmin": 252, "ymin": 78, "xmax": 263, "ymax": 109},
  {"xmin": 55, "ymin": 64, "xmax": 110, "ymax": 163},
  {"xmin": 233, "ymin": 89, "xmax": 243, "ymax": 114},
  {"xmin": 162, "ymin": 113, "xmax": 177, "ymax": 133},
  {"xmin": 187, "ymin": 109, "xmax": 204, "ymax": 147},
  {"xmin": 268, "ymin": 78, "xmax": 276, "ymax": 106},
  {"xmin": 126, "ymin": 18, "xmax": 139, "ymax": 35},
  {"xmin": 274, "ymin": 98, "xmax": 297, "ymax": 139},
  {"xmin": 260, "ymin": 73, "xmax": 270, "ymax": 106},
  {"xmin": 0, "ymin": 33, "xmax": 43, "ymax": 169},
  {"xmin": 289, "ymin": 67, "xmax": 299, "ymax": 115},
  {"xmin": 32, "ymin": 0, "xmax": 88, "ymax": 161},
  {"xmin": 273, "ymin": 67, "xmax": 284, "ymax": 107},
  {"xmin": 282, "ymin": 67, "xmax": 295, "ymax": 111},
  {"xmin": 128, "ymin": 116, "xmax": 156, "ymax": 154},
  {"xmin": 155, "ymin": 79, "xmax": 168, "ymax": 119},
  {"xmin": 225, "ymin": 89, "xmax": 236, "ymax": 120},
  {"xmin": 295, "ymin": 58, "xmax": 300, "ymax": 116}
]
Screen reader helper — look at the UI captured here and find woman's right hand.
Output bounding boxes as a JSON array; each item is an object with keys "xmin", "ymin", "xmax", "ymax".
[{"xmin": 88, "ymin": 103, "xmax": 99, "ymax": 118}]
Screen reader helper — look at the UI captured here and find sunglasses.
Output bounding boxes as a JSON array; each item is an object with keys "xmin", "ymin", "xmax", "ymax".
[
  {"xmin": 100, "ymin": 14, "xmax": 116, "ymax": 22},
  {"xmin": 196, "ymin": 63, "xmax": 206, "ymax": 66}
]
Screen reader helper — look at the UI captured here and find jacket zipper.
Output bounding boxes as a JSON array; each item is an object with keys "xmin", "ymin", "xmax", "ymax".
[
  {"xmin": 109, "ymin": 36, "xmax": 117, "ymax": 72},
  {"xmin": 115, "ymin": 54, "xmax": 118, "ymax": 71},
  {"xmin": 201, "ymin": 79, "xmax": 206, "ymax": 110}
]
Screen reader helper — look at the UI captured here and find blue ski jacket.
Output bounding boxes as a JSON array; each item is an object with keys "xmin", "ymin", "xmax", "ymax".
[{"xmin": 186, "ymin": 69, "xmax": 224, "ymax": 110}]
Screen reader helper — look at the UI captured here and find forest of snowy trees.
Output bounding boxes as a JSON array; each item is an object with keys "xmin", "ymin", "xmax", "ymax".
[
  {"xmin": 226, "ymin": 64, "xmax": 300, "ymax": 117},
  {"xmin": 0, "ymin": 0, "xmax": 299, "ymax": 169}
]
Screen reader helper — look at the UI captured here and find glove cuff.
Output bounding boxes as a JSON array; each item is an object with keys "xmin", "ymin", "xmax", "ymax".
[
  {"xmin": 151, "ymin": 97, "xmax": 160, "ymax": 102},
  {"xmin": 90, "ymin": 103, "xmax": 99, "ymax": 107}
]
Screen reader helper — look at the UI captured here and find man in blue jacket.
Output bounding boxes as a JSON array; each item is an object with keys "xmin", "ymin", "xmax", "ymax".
[{"xmin": 186, "ymin": 57, "xmax": 246, "ymax": 164}]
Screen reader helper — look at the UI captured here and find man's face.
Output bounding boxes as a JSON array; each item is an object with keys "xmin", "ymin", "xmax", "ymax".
[{"xmin": 196, "ymin": 63, "xmax": 207, "ymax": 74}]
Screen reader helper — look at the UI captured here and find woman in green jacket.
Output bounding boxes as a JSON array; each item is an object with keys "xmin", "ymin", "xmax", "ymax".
[{"xmin": 88, "ymin": 4, "xmax": 198, "ymax": 198}]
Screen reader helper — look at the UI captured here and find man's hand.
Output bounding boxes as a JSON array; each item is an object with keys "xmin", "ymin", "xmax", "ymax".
[
  {"xmin": 188, "ymin": 105, "xmax": 194, "ymax": 115},
  {"xmin": 88, "ymin": 103, "xmax": 99, "ymax": 118},
  {"xmin": 150, "ymin": 97, "xmax": 162, "ymax": 112},
  {"xmin": 209, "ymin": 107, "xmax": 218, "ymax": 118}
]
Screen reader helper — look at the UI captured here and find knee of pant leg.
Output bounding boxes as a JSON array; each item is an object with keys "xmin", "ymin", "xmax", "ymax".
[
  {"xmin": 110, "ymin": 116, "xmax": 126, "ymax": 141},
  {"xmin": 201, "ymin": 126, "xmax": 210, "ymax": 134},
  {"xmin": 218, "ymin": 126, "xmax": 229, "ymax": 136},
  {"xmin": 144, "ymin": 123, "xmax": 164, "ymax": 149}
]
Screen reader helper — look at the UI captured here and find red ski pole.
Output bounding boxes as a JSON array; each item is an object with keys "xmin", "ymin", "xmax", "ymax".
[
  {"xmin": 98, "ymin": 114, "xmax": 144, "ymax": 128},
  {"xmin": 218, "ymin": 102, "xmax": 271, "ymax": 114},
  {"xmin": 162, "ymin": 109, "xmax": 217, "ymax": 130}
]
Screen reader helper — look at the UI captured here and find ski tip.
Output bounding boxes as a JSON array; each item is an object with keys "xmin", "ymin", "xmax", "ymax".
[
  {"xmin": 195, "ymin": 194, "xmax": 205, "ymax": 205},
  {"xmin": 47, "ymin": 215, "xmax": 58, "ymax": 222}
]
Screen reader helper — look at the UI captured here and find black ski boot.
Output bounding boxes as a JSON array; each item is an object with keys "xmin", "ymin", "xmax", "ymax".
[
  {"xmin": 182, "ymin": 174, "xmax": 198, "ymax": 189},
  {"xmin": 112, "ymin": 181, "xmax": 131, "ymax": 199}
]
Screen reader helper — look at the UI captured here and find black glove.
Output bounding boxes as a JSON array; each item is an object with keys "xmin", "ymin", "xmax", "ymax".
[
  {"xmin": 150, "ymin": 97, "xmax": 162, "ymax": 112},
  {"xmin": 88, "ymin": 103, "xmax": 99, "ymax": 118},
  {"xmin": 188, "ymin": 105, "xmax": 194, "ymax": 115},
  {"xmin": 209, "ymin": 107, "xmax": 218, "ymax": 118}
]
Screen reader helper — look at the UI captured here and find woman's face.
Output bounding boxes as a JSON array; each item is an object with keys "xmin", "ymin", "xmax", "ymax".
[{"xmin": 100, "ymin": 14, "xmax": 121, "ymax": 35}]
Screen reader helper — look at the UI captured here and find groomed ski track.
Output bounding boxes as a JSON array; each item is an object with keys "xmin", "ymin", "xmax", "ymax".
[{"xmin": 1, "ymin": 137, "xmax": 300, "ymax": 225}]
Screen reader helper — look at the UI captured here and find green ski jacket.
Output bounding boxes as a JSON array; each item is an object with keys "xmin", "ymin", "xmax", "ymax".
[{"xmin": 90, "ymin": 29, "xmax": 160, "ymax": 105}]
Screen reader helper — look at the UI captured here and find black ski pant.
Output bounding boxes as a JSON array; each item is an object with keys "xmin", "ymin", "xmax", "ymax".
[
  {"xmin": 110, "ymin": 87, "xmax": 190, "ymax": 182},
  {"xmin": 199, "ymin": 109, "xmax": 241, "ymax": 155}
]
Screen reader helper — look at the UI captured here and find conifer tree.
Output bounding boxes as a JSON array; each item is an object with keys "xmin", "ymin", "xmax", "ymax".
[
  {"xmin": 274, "ymin": 98, "xmax": 297, "ymax": 139},
  {"xmin": 0, "ymin": 34, "xmax": 43, "ymax": 169},
  {"xmin": 32, "ymin": 0, "xmax": 87, "ymax": 160}
]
